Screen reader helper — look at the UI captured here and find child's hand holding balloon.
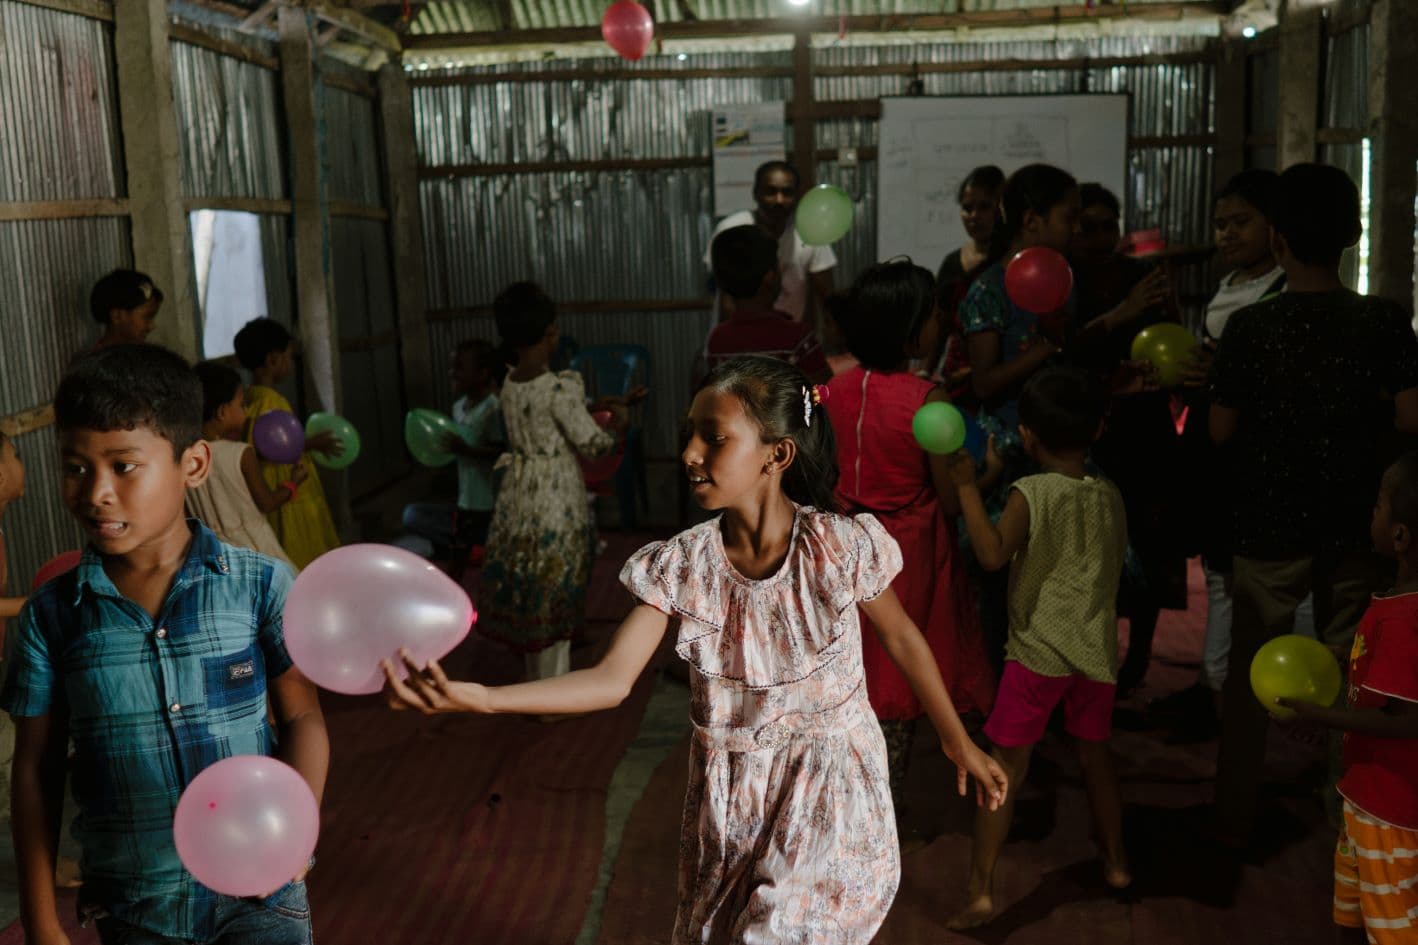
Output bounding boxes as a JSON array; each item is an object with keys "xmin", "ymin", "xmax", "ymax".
[
  {"xmin": 382, "ymin": 651, "xmax": 492, "ymax": 715},
  {"xmin": 944, "ymin": 449, "xmax": 979, "ymax": 490},
  {"xmin": 305, "ymin": 430, "xmax": 343, "ymax": 456}
]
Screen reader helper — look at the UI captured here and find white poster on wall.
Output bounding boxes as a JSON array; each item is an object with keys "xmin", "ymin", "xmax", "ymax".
[{"xmin": 711, "ymin": 102, "xmax": 786, "ymax": 218}]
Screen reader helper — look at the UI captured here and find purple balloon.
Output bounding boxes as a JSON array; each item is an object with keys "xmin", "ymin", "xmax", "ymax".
[
  {"xmin": 173, "ymin": 756, "xmax": 319, "ymax": 898},
  {"xmin": 283, "ymin": 544, "xmax": 476, "ymax": 695},
  {"xmin": 252, "ymin": 410, "xmax": 305, "ymax": 464}
]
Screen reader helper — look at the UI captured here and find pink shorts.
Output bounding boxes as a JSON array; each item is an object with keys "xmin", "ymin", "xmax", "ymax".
[{"xmin": 983, "ymin": 661, "xmax": 1116, "ymax": 747}]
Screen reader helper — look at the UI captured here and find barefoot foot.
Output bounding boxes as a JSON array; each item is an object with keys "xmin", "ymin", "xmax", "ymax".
[
  {"xmin": 1103, "ymin": 860, "xmax": 1133, "ymax": 890},
  {"xmin": 946, "ymin": 893, "xmax": 995, "ymax": 930}
]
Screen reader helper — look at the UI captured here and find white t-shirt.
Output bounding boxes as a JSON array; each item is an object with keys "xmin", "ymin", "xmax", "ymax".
[
  {"xmin": 704, "ymin": 210, "xmax": 837, "ymax": 322},
  {"xmin": 1204, "ymin": 265, "xmax": 1285, "ymax": 341}
]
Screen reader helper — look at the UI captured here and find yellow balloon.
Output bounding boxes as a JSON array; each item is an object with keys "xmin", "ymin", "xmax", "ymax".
[
  {"xmin": 1250, "ymin": 634, "xmax": 1343, "ymax": 719},
  {"xmin": 1129, "ymin": 323, "xmax": 1198, "ymax": 388}
]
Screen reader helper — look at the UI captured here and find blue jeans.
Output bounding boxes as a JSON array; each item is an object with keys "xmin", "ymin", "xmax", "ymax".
[{"xmin": 94, "ymin": 883, "xmax": 313, "ymax": 945}]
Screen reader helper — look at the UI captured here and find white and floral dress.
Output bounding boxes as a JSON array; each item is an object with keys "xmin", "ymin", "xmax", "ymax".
[
  {"xmin": 479, "ymin": 371, "xmax": 614, "ymax": 652},
  {"xmin": 621, "ymin": 507, "xmax": 904, "ymax": 945}
]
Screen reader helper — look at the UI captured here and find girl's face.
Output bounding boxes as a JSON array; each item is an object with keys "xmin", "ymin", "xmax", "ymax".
[
  {"xmin": 959, "ymin": 185, "xmax": 999, "ymax": 244},
  {"xmin": 1074, "ymin": 203, "xmax": 1121, "ymax": 263},
  {"xmin": 682, "ymin": 388, "xmax": 781, "ymax": 512},
  {"xmin": 0, "ymin": 436, "xmax": 25, "ymax": 504},
  {"xmin": 1022, "ymin": 188, "xmax": 1081, "ymax": 254},
  {"xmin": 1213, "ymin": 195, "xmax": 1273, "ymax": 272},
  {"xmin": 215, "ymin": 386, "xmax": 247, "ymax": 439},
  {"xmin": 111, "ymin": 297, "xmax": 160, "ymax": 344}
]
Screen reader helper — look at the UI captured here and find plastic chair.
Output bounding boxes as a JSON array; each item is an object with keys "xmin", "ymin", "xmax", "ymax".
[
  {"xmin": 551, "ymin": 334, "xmax": 580, "ymax": 373},
  {"xmin": 570, "ymin": 344, "xmax": 651, "ymax": 530}
]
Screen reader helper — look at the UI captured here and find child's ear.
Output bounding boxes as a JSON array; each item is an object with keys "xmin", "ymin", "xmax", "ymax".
[
  {"xmin": 1395, "ymin": 523, "xmax": 1411, "ymax": 555},
  {"xmin": 770, "ymin": 437, "xmax": 797, "ymax": 473},
  {"xmin": 181, "ymin": 440, "xmax": 213, "ymax": 490}
]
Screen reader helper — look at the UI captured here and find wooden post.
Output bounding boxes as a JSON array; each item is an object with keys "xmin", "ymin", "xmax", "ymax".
[
  {"xmin": 792, "ymin": 29, "xmax": 815, "ymax": 188},
  {"xmin": 1275, "ymin": 0, "xmax": 1322, "ymax": 170},
  {"xmin": 377, "ymin": 63, "xmax": 434, "ymax": 409},
  {"xmin": 1367, "ymin": 0, "xmax": 1418, "ymax": 307},
  {"xmin": 112, "ymin": 0, "xmax": 197, "ymax": 359},
  {"xmin": 1213, "ymin": 37, "xmax": 1246, "ymax": 192},
  {"xmin": 278, "ymin": 7, "xmax": 341, "ymax": 414}
]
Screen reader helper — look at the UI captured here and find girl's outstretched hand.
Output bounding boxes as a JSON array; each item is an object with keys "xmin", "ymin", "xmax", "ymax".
[
  {"xmin": 947, "ymin": 740, "xmax": 1008, "ymax": 811},
  {"xmin": 381, "ymin": 650, "xmax": 491, "ymax": 715}
]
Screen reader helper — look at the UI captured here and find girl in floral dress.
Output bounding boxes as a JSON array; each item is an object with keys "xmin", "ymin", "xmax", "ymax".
[
  {"xmin": 477, "ymin": 282, "xmax": 622, "ymax": 681},
  {"xmin": 385, "ymin": 355, "xmax": 1007, "ymax": 944}
]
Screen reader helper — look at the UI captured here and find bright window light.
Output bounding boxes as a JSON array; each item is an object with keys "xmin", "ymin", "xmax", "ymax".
[
  {"xmin": 190, "ymin": 210, "xmax": 269, "ymax": 359},
  {"xmin": 1357, "ymin": 137, "xmax": 1372, "ymax": 294}
]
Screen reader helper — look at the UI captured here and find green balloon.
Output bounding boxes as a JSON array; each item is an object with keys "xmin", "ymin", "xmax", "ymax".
[
  {"xmin": 404, "ymin": 408, "xmax": 461, "ymax": 468},
  {"xmin": 912, "ymin": 402, "xmax": 966, "ymax": 455},
  {"xmin": 1250, "ymin": 634, "xmax": 1342, "ymax": 719},
  {"xmin": 305, "ymin": 412, "xmax": 361, "ymax": 470},
  {"xmin": 1129, "ymin": 322, "xmax": 1198, "ymax": 388},
  {"xmin": 794, "ymin": 184, "xmax": 854, "ymax": 246}
]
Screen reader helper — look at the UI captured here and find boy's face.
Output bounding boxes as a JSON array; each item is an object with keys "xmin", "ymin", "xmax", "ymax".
[
  {"xmin": 110, "ymin": 297, "xmax": 161, "ymax": 344},
  {"xmin": 1073, "ymin": 204, "xmax": 1121, "ymax": 263},
  {"xmin": 0, "ymin": 436, "xmax": 25, "ymax": 504},
  {"xmin": 61, "ymin": 426, "xmax": 210, "ymax": 557},
  {"xmin": 753, "ymin": 169, "xmax": 798, "ymax": 230},
  {"xmin": 267, "ymin": 344, "xmax": 295, "ymax": 382},
  {"xmin": 1213, "ymin": 195, "xmax": 1272, "ymax": 272}
]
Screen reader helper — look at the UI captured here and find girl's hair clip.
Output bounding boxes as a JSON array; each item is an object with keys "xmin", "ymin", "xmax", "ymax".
[{"xmin": 802, "ymin": 384, "xmax": 830, "ymax": 426}]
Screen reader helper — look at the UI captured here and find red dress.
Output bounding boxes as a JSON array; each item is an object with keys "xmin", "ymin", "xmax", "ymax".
[{"xmin": 826, "ymin": 367, "xmax": 995, "ymax": 720}]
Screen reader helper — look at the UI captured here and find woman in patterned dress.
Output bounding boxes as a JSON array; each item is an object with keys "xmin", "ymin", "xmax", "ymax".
[{"xmin": 386, "ymin": 356, "xmax": 1007, "ymax": 944}]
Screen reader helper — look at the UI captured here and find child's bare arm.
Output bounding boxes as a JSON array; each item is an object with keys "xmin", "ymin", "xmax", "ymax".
[
  {"xmin": 383, "ymin": 604, "xmax": 669, "ymax": 716},
  {"xmin": 269, "ymin": 667, "xmax": 329, "ymax": 805},
  {"xmin": 239, "ymin": 446, "xmax": 299, "ymax": 514},
  {"xmin": 0, "ymin": 596, "xmax": 24, "ymax": 619},
  {"xmin": 861, "ymin": 589, "xmax": 1007, "ymax": 810},
  {"xmin": 951, "ymin": 474, "xmax": 1029, "ymax": 572},
  {"xmin": 1279, "ymin": 696, "xmax": 1418, "ymax": 738},
  {"xmin": 12, "ymin": 713, "xmax": 71, "ymax": 945}
]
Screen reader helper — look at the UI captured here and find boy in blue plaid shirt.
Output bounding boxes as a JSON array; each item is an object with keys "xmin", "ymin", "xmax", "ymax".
[{"xmin": 3, "ymin": 345, "xmax": 329, "ymax": 945}]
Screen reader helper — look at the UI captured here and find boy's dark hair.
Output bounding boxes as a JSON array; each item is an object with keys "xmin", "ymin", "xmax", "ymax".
[
  {"xmin": 994, "ymin": 163, "xmax": 1078, "ymax": 258},
  {"xmin": 233, "ymin": 318, "xmax": 293, "ymax": 371},
  {"xmin": 455, "ymin": 338, "xmax": 508, "ymax": 385},
  {"xmin": 753, "ymin": 160, "xmax": 800, "ymax": 193},
  {"xmin": 1018, "ymin": 365, "xmax": 1106, "ymax": 452},
  {"xmin": 89, "ymin": 270, "xmax": 163, "ymax": 325},
  {"xmin": 1271, "ymin": 164, "xmax": 1361, "ymax": 266},
  {"xmin": 711, "ymin": 226, "xmax": 779, "ymax": 300},
  {"xmin": 839, "ymin": 259, "xmax": 937, "ymax": 371},
  {"xmin": 493, "ymin": 281, "xmax": 557, "ymax": 350},
  {"xmin": 194, "ymin": 361, "xmax": 242, "ymax": 424},
  {"xmin": 1215, "ymin": 169, "xmax": 1279, "ymax": 219},
  {"xmin": 957, "ymin": 165, "xmax": 1005, "ymax": 203},
  {"xmin": 55, "ymin": 344, "xmax": 202, "ymax": 457},
  {"xmin": 1079, "ymin": 183, "xmax": 1121, "ymax": 218},
  {"xmin": 698, "ymin": 356, "xmax": 839, "ymax": 513},
  {"xmin": 1384, "ymin": 452, "xmax": 1418, "ymax": 536}
]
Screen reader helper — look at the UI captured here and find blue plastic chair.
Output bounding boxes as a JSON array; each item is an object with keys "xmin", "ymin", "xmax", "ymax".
[{"xmin": 570, "ymin": 344, "xmax": 651, "ymax": 530}]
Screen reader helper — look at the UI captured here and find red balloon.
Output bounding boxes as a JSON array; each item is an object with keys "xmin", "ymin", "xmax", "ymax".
[
  {"xmin": 1004, "ymin": 247, "xmax": 1074, "ymax": 314},
  {"xmin": 582, "ymin": 410, "xmax": 624, "ymax": 483},
  {"xmin": 32, "ymin": 550, "xmax": 82, "ymax": 592},
  {"xmin": 601, "ymin": 1, "xmax": 654, "ymax": 61}
]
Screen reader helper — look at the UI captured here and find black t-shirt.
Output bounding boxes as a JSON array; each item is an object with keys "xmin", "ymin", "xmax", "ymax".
[{"xmin": 1209, "ymin": 289, "xmax": 1418, "ymax": 558}]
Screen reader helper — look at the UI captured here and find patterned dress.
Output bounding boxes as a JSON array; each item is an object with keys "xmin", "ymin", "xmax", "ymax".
[
  {"xmin": 621, "ymin": 508, "xmax": 903, "ymax": 944},
  {"xmin": 479, "ymin": 371, "xmax": 614, "ymax": 652}
]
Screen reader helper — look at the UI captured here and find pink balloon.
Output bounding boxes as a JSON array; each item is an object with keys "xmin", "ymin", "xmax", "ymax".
[
  {"xmin": 173, "ymin": 756, "xmax": 318, "ymax": 898},
  {"xmin": 581, "ymin": 411, "xmax": 624, "ymax": 483},
  {"xmin": 601, "ymin": 0, "xmax": 654, "ymax": 61},
  {"xmin": 1004, "ymin": 247, "xmax": 1074, "ymax": 314},
  {"xmin": 32, "ymin": 550, "xmax": 82, "ymax": 592},
  {"xmin": 253, "ymin": 410, "xmax": 305, "ymax": 464},
  {"xmin": 283, "ymin": 544, "xmax": 476, "ymax": 695}
]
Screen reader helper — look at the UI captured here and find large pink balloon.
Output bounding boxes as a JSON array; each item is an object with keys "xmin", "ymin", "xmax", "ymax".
[
  {"xmin": 32, "ymin": 550, "xmax": 82, "ymax": 591},
  {"xmin": 252, "ymin": 410, "xmax": 305, "ymax": 464},
  {"xmin": 283, "ymin": 544, "xmax": 476, "ymax": 695},
  {"xmin": 173, "ymin": 756, "xmax": 319, "ymax": 898},
  {"xmin": 601, "ymin": 0, "xmax": 654, "ymax": 61}
]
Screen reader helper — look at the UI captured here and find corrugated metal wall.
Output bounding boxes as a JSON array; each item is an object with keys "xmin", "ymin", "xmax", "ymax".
[
  {"xmin": 323, "ymin": 83, "xmax": 408, "ymax": 496},
  {"xmin": 0, "ymin": 3, "xmax": 124, "ymax": 589},
  {"xmin": 414, "ymin": 35, "xmax": 1217, "ymax": 455},
  {"xmin": 1321, "ymin": 21, "xmax": 1369, "ymax": 289}
]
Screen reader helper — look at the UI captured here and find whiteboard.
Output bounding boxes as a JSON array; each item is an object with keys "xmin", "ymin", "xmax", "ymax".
[{"xmin": 876, "ymin": 95, "xmax": 1129, "ymax": 268}]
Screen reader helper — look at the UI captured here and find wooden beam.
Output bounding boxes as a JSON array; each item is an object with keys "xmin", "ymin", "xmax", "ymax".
[
  {"xmin": 1213, "ymin": 37, "xmax": 1246, "ymax": 191},
  {"xmin": 114, "ymin": 0, "xmax": 198, "ymax": 359},
  {"xmin": 170, "ymin": 23, "xmax": 280, "ymax": 71},
  {"xmin": 419, "ymin": 156, "xmax": 710, "ymax": 179},
  {"xmin": 239, "ymin": 0, "xmax": 279, "ymax": 32},
  {"xmin": 279, "ymin": 6, "xmax": 342, "ymax": 415},
  {"xmin": 411, "ymin": 64, "xmax": 794, "ymax": 86},
  {"xmin": 311, "ymin": 3, "xmax": 402, "ymax": 53},
  {"xmin": 338, "ymin": 329, "xmax": 401, "ymax": 353},
  {"xmin": 792, "ymin": 30, "xmax": 815, "ymax": 189},
  {"xmin": 1367, "ymin": 0, "xmax": 1418, "ymax": 305},
  {"xmin": 1275, "ymin": 0, "xmax": 1322, "ymax": 169},
  {"xmin": 0, "ymin": 198, "xmax": 129, "ymax": 221},
  {"xmin": 404, "ymin": 4, "xmax": 1228, "ymax": 49},
  {"xmin": 183, "ymin": 196, "xmax": 292, "ymax": 215},
  {"xmin": 12, "ymin": 0, "xmax": 111, "ymax": 20},
  {"xmin": 426, "ymin": 298, "xmax": 712, "ymax": 322},
  {"xmin": 1327, "ymin": 0, "xmax": 1372, "ymax": 36},
  {"xmin": 1315, "ymin": 127, "xmax": 1368, "ymax": 144},
  {"xmin": 322, "ymin": 69, "xmax": 379, "ymax": 98},
  {"xmin": 328, "ymin": 200, "xmax": 390, "ymax": 221},
  {"xmin": 377, "ymin": 62, "xmax": 436, "ymax": 415}
]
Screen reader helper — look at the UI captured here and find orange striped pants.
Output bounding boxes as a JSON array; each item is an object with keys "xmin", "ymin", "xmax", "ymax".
[{"xmin": 1335, "ymin": 801, "xmax": 1418, "ymax": 942}]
